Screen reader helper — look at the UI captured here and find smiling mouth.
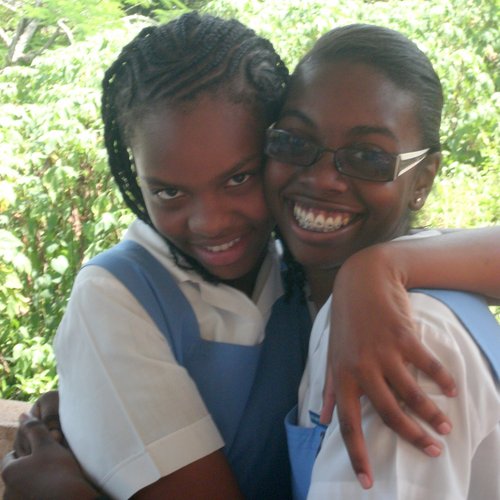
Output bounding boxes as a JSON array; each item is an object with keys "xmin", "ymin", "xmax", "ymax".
[
  {"xmin": 293, "ymin": 202, "xmax": 355, "ymax": 233},
  {"xmin": 204, "ymin": 237, "xmax": 241, "ymax": 253}
]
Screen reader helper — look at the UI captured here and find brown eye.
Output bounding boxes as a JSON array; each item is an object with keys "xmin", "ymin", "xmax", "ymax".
[
  {"xmin": 227, "ymin": 173, "xmax": 251, "ymax": 186},
  {"xmin": 155, "ymin": 187, "xmax": 183, "ymax": 200}
]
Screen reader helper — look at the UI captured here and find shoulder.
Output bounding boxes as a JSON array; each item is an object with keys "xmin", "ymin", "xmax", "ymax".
[
  {"xmin": 408, "ymin": 291, "xmax": 500, "ymax": 421},
  {"xmin": 408, "ymin": 292, "xmax": 490, "ymax": 369}
]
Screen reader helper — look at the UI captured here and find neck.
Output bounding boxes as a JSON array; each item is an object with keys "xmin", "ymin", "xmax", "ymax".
[
  {"xmin": 224, "ymin": 270, "xmax": 259, "ymax": 298},
  {"xmin": 305, "ymin": 266, "xmax": 339, "ymax": 310},
  {"xmin": 222, "ymin": 250, "xmax": 267, "ymax": 299}
]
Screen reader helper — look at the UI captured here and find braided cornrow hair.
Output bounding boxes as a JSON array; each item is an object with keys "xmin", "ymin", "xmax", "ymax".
[{"xmin": 101, "ymin": 12, "xmax": 289, "ymax": 281}]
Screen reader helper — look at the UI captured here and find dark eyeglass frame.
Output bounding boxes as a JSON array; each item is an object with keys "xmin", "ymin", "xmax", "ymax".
[{"xmin": 265, "ymin": 125, "xmax": 430, "ymax": 182}]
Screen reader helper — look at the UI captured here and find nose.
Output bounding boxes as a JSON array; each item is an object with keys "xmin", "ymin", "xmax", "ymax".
[
  {"xmin": 300, "ymin": 153, "xmax": 350, "ymax": 193},
  {"xmin": 188, "ymin": 195, "xmax": 232, "ymax": 237}
]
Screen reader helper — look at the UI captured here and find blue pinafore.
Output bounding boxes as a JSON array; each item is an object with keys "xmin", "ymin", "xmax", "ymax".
[
  {"xmin": 87, "ymin": 240, "xmax": 311, "ymax": 500},
  {"xmin": 285, "ymin": 288, "xmax": 500, "ymax": 500}
]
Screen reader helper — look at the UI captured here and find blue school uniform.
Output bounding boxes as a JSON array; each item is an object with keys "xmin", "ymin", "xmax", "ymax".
[
  {"xmin": 285, "ymin": 289, "xmax": 500, "ymax": 500},
  {"xmin": 89, "ymin": 239, "xmax": 311, "ymax": 499}
]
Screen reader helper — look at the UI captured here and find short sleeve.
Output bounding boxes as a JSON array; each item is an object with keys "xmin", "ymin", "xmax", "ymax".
[
  {"xmin": 306, "ymin": 293, "xmax": 500, "ymax": 499},
  {"xmin": 55, "ymin": 265, "xmax": 224, "ymax": 499}
]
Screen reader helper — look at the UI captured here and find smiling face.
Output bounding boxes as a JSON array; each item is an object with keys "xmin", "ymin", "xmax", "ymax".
[
  {"xmin": 265, "ymin": 61, "xmax": 438, "ymax": 282},
  {"xmin": 131, "ymin": 95, "xmax": 274, "ymax": 288}
]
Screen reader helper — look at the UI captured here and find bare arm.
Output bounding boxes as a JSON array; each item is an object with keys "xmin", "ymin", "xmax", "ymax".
[
  {"xmin": 5, "ymin": 389, "xmax": 243, "ymax": 500},
  {"xmin": 2, "ymin": 415, "xmax": 99, "ymax": 500},
  {"xmin": 396, "ymin": 226, "xmax": 500, "ymax": 300},
  {"xmin": 3, "ymin": 413, "xmax": 243, "ymax": 500},
  {"xmin": 132, "ymin": 451, "xmax": 243, "ymax": 500},
  {"xmin": 323, "ymin": 226, "xmax": 500, "ymax": 487}
]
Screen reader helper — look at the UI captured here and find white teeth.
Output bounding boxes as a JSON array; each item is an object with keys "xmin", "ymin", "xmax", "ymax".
[
  {"xmin": 293, "ymin": 203, "xmax": 353, "ymax": 233},
  {"xmin": 325, "ymin": 216, "xmax": 336, "ymax": 231},
  {"xmin": 312, "ymin": 213, "xmax": 325, "ymax": 230},
  {"xmin": 205, "ymin": 238, "xmax": 240, "ymax": 253}
]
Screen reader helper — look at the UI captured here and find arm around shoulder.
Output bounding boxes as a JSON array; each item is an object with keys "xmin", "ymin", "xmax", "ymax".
[{"xmin": 310, "ymin": 292, "xmax": 500, "ymax": 499}]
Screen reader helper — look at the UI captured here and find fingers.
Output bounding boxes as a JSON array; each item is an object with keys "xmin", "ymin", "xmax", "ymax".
[
  {"xmin": 358, "ymin": 369, "xmax": 446, "ymax": 456},
  {"xmin": 16, "ymin": 414, "xmax": 55, "ymax": 452},
  {"xmin": 1, "ymin": 450, "xmax": 23, "ymax": 500},
  {"xmin": 31, "ymin": 391, "xmax": 60, "ymax": 421},
  {"xmin": 408, "ymin": 344, "xmax": 457, "ymax": 397},
  {"xmin": 334, "ymin": 384, "xmax": 374, "ymax": 489},
  {"xmin": 30, "ymin": 391, "xmax": 66, "ymax": 446},
  {"xmin": 385, "ymin": 360, "xmax": 453, "ymax": 437},
  {"xmin": 334, "ymin": 364, "xmax": 451, "ymax": 489}
]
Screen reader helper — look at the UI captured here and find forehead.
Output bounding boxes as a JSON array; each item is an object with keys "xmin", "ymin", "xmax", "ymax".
[
  {"xmin": 134, "ymin": 94, "xmax": 261, "ymax": 147},
  {"xmin": 283, "ymin": 61, "xmax": 421, "ymax": 145},
  {"xmin": 130, "ymin": 95, "xmax": 265, "ymax": 182}
]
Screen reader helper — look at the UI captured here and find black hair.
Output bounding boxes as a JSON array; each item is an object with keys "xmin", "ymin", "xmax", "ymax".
[
  {"xmin": 293, "ymin": 23, "xmax": 443, "ymax": 152},
  {"xmin": 101, "ymin": 12, "xmax": 289, "ymax": 281}
]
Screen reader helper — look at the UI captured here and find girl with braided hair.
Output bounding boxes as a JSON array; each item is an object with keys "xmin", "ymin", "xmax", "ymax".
[{"xmin": 3, "ymin": 12, "xmax": 500, "ymax": 500}]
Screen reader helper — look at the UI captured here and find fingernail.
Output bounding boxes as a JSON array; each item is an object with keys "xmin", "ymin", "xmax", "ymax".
[
  {"xmin": 357, "ymin": 473, "xmax": 372, "ymax": 489},
  {"xmin": 424, "ymin": 444, "xmax": 441, "ymax": 457},
  {"xmin": 437, "ymin": 422, "xmax": 452, "ymax": 434},
  {"xmin": 447, "ymin": 387, "xmax": 458, "ymax": 397}
]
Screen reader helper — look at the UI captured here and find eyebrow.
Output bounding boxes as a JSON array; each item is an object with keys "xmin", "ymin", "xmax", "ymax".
[
  {"xmin": 349, "ymin": 125, "xmax": 397, "ymax": 141},
  {"xmin": 279, "ymin": 110, "xmax": 398, "ymax": 141}
]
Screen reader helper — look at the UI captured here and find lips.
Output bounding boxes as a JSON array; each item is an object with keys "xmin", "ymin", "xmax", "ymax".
[
  {"xmin": 190, "ymin": 233, "xmax": 253, "ymax": 272},
  {"xmin": 293, "ymin": 202, "xmax": 355, "ymax": 232}
]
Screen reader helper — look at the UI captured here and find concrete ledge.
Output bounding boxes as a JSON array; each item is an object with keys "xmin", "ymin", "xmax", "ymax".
[{"xmin": 0, "ymin": 399, "xmax": 31, "ymax": 496}]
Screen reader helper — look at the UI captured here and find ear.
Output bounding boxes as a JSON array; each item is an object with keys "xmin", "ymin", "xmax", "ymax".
[{"xmin": 408, "ymin": 152, "xmax": 441, "ymax": 211}]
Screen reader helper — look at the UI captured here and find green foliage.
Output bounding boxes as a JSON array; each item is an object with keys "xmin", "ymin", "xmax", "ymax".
[
  {"xmin": 0, "ymin": 21, "xmax": 145, "ymax": 400},
  {"xmin": 1, "ymin": 0, "xmax": 498, "ymax": 400},
  {"xmin": 24, "ymin": 0, "xmax": 124, "ymax": 33},
  {"xmin": 0, "ymin": 0, "xmax": 127, "ymax": 67}
]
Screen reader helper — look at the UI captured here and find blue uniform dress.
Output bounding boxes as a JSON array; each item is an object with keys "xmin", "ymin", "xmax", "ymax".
[
  {"xmin": 89, "ymin": 240, "xmax": 311, "ymax": 499},
  {"xmin": 285, "ymin": 289, "xmax": 500, "ymax": 500}
]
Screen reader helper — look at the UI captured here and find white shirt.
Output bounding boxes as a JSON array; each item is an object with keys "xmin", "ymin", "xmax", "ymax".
[
  {"xmin": 55, "ymin": 220, "xmax": 284, "ymax": 499},
  {"xmin": 299, "ymin": 237, "xmax": 500, "ymax": 499}
]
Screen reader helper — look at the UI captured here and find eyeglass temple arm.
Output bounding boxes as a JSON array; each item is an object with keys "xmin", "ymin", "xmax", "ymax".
[{"xmin": 395, "ymin": 148, "xmax": 430, "ymax": 179}]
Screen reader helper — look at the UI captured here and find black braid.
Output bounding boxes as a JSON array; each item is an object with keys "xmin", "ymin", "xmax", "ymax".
[
  {"xmin": 101, "ymin": 12, "xmax": 289, "ymax": 282},
  {"xmin": 274, "ymin": 228, "xmax": 307, "ymax": 302}
]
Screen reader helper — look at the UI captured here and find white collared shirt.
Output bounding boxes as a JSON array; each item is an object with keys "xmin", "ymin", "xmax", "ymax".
[
  {"xmin": 55, "ymin": 219, "xmax": 284, "ymax": 499},
  {"xmin": 299, "ymin": 232, "xmax": 500, "ymax": 499}
]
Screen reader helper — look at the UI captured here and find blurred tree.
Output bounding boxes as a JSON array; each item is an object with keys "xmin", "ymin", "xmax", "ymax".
[{"xmin": 0, "ymin": 0, "xmax": 124, "ymax": 66}]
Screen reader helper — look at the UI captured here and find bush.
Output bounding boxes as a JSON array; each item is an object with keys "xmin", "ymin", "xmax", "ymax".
[
  {"xmin": 0, "ymin": 1, "xmax": 498, "ymax": 400},
  {"xmin": 0, "ymin": 21, "xmax": 144, "ymax": 399}
]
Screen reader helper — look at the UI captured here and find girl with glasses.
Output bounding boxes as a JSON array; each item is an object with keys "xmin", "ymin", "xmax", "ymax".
[
  {"xmin": 264, "ymin": 23, "xmax": 500, "ymax": 499},
  {"xmin": 2, "ymin": 14, "xmax": 500, "ymax": 500}
]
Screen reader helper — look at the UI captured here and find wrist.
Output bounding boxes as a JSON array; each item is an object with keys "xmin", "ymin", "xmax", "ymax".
[
  {"xmin": 55, "ymin": 477, "xmax": 101, "ymax": 500},
  {"xmin": 338, "ymin": 243, "xmax": 409, "ymax": 293}
]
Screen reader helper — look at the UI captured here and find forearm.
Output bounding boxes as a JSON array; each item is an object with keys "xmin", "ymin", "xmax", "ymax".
[{"xmin": 344, "ymin": 227, "xmax": 500, "ymax": 300}]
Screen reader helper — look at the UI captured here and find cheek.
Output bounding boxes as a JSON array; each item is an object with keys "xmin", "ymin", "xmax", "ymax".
[
  {"xmin": 361, "ymin": 183, "xmax": 412, "ymax": 239},
  {"xmin": 264, "ymin": 162, "xmax": 292, "ymax": 211},
  {"xmin": 240, "ymin": 182, "xmax": 273, "ymax": 228},
  {"xmin": 149, "ymin": 209, "xmax": 182, "ymax": 242},
  {"xmin": 140, "ymin": 192, "xmax": 183, "ymax": 241}
]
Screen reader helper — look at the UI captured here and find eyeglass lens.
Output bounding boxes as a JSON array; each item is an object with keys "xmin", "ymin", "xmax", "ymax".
[{"xmin": 265, "ymin": 129, "xmax": 396, "ymax": 181}]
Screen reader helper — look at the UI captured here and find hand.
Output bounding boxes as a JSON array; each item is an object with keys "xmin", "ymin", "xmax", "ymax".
[
  {"xmin": 2, "ymin": 414, "xmax": 99, "ymax": 500},
  {"xmin": 14, "ymin": 390, "xmax": 66, "ymax": 458},
  {"xmin": 322, "ymin": 244, "xmax": 457, "ymax": 488}
]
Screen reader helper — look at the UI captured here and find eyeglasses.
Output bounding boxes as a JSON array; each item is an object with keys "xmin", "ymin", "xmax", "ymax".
[{"xmin": 265, "ymin": 126, "xmax": 430, "ymax": 182}]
